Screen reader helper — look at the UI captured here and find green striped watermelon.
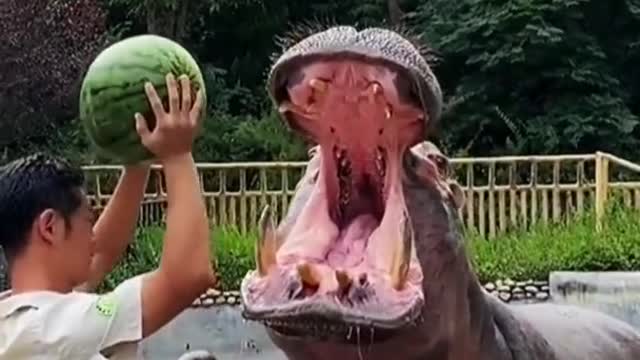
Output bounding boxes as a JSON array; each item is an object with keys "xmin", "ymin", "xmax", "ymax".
[{"xmin": 79, "ymin": 34, "xmax": 207, "ymax": 164}]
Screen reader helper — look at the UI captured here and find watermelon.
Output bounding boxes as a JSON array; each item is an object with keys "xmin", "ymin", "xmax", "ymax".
[{"xmin": 79, "ymin": 34, "xmax": 207, "ymax": 164}]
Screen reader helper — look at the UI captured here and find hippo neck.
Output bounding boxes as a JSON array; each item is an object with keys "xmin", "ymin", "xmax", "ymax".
[
  {"xmin": 423, "ymin": 257, "xmax": 499, "ymax": 359},
  {"xmin": 404, "ymin": 181, "xmax": 500, "ymax": 359}
]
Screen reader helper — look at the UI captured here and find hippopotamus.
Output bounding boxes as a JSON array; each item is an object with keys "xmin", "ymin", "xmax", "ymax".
[{"xmin": 239, "ymin": 25, "xmax": 640, "ymax": 359}]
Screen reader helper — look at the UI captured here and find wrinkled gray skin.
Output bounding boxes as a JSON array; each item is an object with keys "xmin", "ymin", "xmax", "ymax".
[{"xmin": 243, "ymin": 26, "xmax": 640, "ymax": 359}]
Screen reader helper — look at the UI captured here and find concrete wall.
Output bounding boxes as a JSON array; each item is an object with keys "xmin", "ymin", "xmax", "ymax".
[{"xmin": 549, "ymin": 271, "xmax": 640, "ymax": 330}]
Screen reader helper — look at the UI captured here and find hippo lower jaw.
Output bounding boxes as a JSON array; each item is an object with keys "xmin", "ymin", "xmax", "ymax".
[{"xmin": 240, "ymin": 58, "xmax": 428, "ymax": 342}]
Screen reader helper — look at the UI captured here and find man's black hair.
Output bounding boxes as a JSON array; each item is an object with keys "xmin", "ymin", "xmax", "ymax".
[{"xmin": 0, "ymin": 152, "xmax": 85, "ymax": 262}]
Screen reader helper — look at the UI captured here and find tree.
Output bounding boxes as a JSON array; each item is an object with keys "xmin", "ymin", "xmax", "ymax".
[
  {"xmin": 0, "ymin": 0, "xmax": 107, "ymax": 149},
  {"xmin": 412, "ymin": 0, "xmax": 640, "ymax": 159}
]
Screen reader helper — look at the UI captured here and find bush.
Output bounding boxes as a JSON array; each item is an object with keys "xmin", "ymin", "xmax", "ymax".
[
  {"xmin": 101, "ymin": 225, "xmax": 258, "ymax": 291},
  {"xmin": 468, "ymin": 204, "xmax": 640, "ymax": 283},
  {"xmin": 101, "ymin": 204, "xmax": 640, "ymax": 292}
]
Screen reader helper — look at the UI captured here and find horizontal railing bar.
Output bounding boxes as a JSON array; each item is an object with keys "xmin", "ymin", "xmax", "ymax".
[
  {"xmin": 602, "ymin": 152, "xmax": 640, "ymax": 174},
  {"xmin": 86, "ymin": 184, "xmax": 640, "ymax": 200},
  {"xmin": 81, "ymin": 154, "xmax": 601, "ymax": 171},
  {"xmin": 87, "ymin": 182, "xmax": 640, "ymax": 201},
  {"xmin": 609, "ymin": 181, "xmax": 640, "ymax": 188},
  {"xmin": 450, "ymin": 154, "xmax": 596, "ymax": 164},
  {"xmin": 82, "ymin": 161, "xmax": 309, "ymax": 171}
]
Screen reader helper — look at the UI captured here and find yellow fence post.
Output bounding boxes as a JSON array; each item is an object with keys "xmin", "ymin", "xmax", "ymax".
[{"xmin": 594, "ymin": 152, "xmax": 609, "ymax": 232}]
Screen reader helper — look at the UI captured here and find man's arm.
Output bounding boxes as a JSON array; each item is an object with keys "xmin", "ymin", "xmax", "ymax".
[
  {"xmin": 134, "ymin": 73, "xmax": 216, "ymax": 338},
  {"xmin": 140, "ymin": 153, "xmax": 214, "ymax": 336},
  {"xmin": 78, "ymin": 165, "xmax": 150, "ymax": 292}
]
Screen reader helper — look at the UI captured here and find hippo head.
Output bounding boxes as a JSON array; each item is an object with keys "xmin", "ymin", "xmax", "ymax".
[{"xmin": 240, "ymin": 26, "xmax": 471, "ymax": 348}]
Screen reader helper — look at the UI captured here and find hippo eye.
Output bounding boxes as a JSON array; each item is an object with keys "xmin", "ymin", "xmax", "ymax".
[
  {"xmin": 427, "ymin": 154, "xmax": 448, "ymax": 177},
  {"xmin": 436, "ymin": 158, "xmax": 449, "ymax": 177}
]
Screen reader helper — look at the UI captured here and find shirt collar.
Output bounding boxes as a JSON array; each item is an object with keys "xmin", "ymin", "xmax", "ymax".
[{"xmin": 0, "ymin": 289, "xmax": 63, "ymax": 318}]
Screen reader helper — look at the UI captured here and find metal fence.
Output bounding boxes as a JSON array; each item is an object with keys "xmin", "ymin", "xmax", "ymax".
[{"xmin": 83, "ymin": 151, "xmax": 640, "ymax": 238}]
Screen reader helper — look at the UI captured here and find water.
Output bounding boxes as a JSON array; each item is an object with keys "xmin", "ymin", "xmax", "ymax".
[
  {"xmin": 139, "ymin": 306, "xmax": 285, "ymax": 360},
  {"xmin": 548, "ymin": 271, "xmax": 640, "ymax": 329}
]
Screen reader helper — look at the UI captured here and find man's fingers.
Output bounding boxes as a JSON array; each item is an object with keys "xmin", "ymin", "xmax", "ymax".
[
  {"xmin": 179, "ymin": 75, "xmax": 191, "ymax": 115},
  {"xmin": 135, "ymin": 113, "xmax": 151, "ymax": 139},
  {"xmin": 189, "ymin": 89, "xmax": 204, "ymax": 126},
  {"xmin": 144, "ymin": 82, "xmax": 166, "ymax": 118},
  {"xmin": 167, "ymin": 73, "xmax": 180, "ymax": 114}
]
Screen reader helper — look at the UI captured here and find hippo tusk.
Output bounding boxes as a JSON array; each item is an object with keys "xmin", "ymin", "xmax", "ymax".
[
  {"xmin": 256, "ymin": 205, "xmax": 278, "ymax": 276},
  {"xmin": 309, "ymin": 78, "xmax": 328, "ymax": 93},
  {"xmin": 335, "ymin": 269, "xmax": 352, "ymax": 293},
  {"xmin": 297, "ymin": 262, "xmax": 322, "ymax": 287},
  {"xmin": 390, "ymin": 210, "xmax": 413, "ymax": 290}
]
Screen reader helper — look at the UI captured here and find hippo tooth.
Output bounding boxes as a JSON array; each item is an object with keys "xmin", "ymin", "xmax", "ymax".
[
  {"xmin": 366, "ymin": 82, "xmax": 383, "ymax": 98},
  {"xmin": 309, "ymin": 78, "xmax": 328, "ymax": 93},
  {"xmin": 297, "ymin": 262, "xmax": 321, "ymax": 287},
  {"xmin": 340, "ymin": 156, "xmax": 349, "ymax": 168},
  {"xmin": 373, "ymin": 82, "xmax": 382, "ymax": 95},
  {"xmin": 375, "ymin": 146, "xmax": 386, "ymax": 178},
  {"xmin": 385, "ymin": 105, "xmax": 392, "ymax": 119},
  {"xmin": 390, "ymin": 210, "xmax": 414, "ymax": 290},
  {"xmin": 256, "ymin": 205, "xmax": 278, "ymax": 276}
]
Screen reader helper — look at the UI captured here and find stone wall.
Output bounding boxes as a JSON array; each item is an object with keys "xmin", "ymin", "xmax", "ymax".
[
  {"xmin": 187, "ymin": 279, "xmax": 552, "ymax": 308},
  {"xmin": 0, "ymin": 265, "xmax": 553, "ymax": 306},
  {"xmin": 482, "ymin": 279, "xmax": 550, "ymax": 303}
]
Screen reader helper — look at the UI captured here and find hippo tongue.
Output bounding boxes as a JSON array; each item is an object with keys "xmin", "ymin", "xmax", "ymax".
[{"xmin": 326, "ymin": 213, "xmax": 377, "ymax": 268}]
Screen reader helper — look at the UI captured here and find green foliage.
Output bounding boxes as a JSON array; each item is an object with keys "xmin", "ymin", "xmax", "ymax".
[
  {"xmin": 413, "ymin": 0, "xmax": 640, "ymax": 159},
  {"xmin": 6, "ymin": 0, "xmax": 640, "ymax": 164},
  {"xmin": 101, "ymin": 205, "xmax": 640, "ymax": 292},
  {"xmin": 101, "ymin": 226, "xmax": 257, "ymax": 291}
]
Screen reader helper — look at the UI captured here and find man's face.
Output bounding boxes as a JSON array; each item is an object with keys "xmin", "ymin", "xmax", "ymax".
[
  {"xmin": 62, "ymin": 191, "xmax": 96, "ymax": 286},
  {"xmin": 39, "ymin": 188, "xmax": 96, "ymax": 288}
]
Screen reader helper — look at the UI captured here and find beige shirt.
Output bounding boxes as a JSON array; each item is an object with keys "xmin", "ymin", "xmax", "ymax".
[{"xmin": 0, "ymin": 275, "xmax": 143, "ymax": 360}]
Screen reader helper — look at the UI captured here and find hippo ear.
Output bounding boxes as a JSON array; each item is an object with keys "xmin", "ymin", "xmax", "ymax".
[
  {"xmin": 448, "ymin": 180, "xmax": 465, "ymax": 210},
  {"xmin": 307, "ymin": 145, "xmax": 320, "ymax": 158}
]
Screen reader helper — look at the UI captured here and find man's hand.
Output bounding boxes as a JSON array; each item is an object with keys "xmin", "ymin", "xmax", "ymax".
[{"xmin": 134, "ymin": 73, "xmax": 204, "ymax": 161}]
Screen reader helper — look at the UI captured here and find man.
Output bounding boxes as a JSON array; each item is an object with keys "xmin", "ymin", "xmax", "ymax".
[{"xmin": 0, "ymin": 73, "xmax": 216, "ymax": 359}]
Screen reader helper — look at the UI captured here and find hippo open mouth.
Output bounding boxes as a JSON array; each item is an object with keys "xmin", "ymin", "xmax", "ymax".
[{"xmin": 241, "ymin": 27, "xmax": 443, "ymax": 343}]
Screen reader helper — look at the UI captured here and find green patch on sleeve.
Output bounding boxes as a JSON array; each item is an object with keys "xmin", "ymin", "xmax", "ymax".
[{"xmin": 95, "ymin": 293, "xmax": 118, "ymax": 318}]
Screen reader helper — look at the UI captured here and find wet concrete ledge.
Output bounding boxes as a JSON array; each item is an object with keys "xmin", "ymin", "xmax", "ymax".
[
  {"xmin": 140, "ymin": 272, "xmax": 640, "ymax": 359},
  {"xmin": 139, "ymin": 305, "xmax": 286, "ymax": 360}
]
